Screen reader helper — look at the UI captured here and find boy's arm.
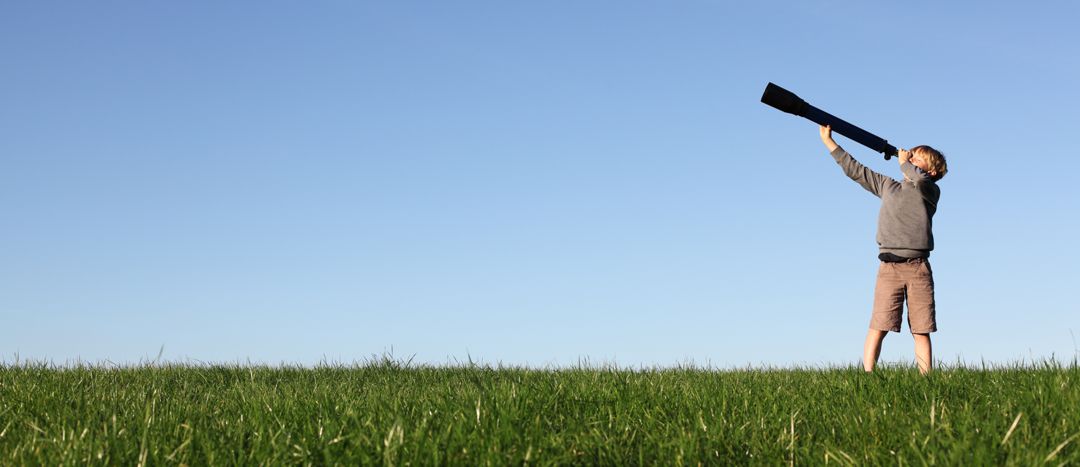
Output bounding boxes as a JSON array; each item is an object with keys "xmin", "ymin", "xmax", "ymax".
[
  {"xmin": 897, "ymin": 148, "xmax": 937, "ymax": 206},
  {"xmin": 820, "ymin": 125, "xmax": 891, "ymax": 198},
  {"xmin": 897, "ymin": 150, "xmax": 932, "ymax": 182},
  {"xmin": 900, "ymin": 162, "xmax": 931, "ymax": 182},
  {"xmin": 819, "ymin": 125, "xmax": 840, "ymax": 152}
]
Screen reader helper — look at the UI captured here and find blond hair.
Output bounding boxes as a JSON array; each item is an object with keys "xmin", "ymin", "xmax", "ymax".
[{"xmin": 911, "ymin": 145, "xmax": 947, "ymax": 181}]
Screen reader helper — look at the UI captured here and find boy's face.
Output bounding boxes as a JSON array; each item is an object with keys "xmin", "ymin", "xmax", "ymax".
[{"xmin": 908, "ymin": 149, "xmax": 938, "ymax": 179}]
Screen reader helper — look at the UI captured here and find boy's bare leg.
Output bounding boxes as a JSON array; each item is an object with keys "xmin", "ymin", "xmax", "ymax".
[
  {"xmin": 913, "ymin": 333, "xmax": 932, "ymax": 374},
  {"xmin": 863, "ymin": 329, "xmax": 888, "ymax": 372}
]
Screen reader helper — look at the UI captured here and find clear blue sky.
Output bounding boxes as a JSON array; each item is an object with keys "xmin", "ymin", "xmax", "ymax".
[{"xmin": 3, "ymin": 2, "xmax": 1079, "ymax": 367}]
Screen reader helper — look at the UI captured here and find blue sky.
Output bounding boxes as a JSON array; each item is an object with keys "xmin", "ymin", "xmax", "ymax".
[{"xmin": 3, "ymin": 2, "xmax": 1079, "ymax": 367}]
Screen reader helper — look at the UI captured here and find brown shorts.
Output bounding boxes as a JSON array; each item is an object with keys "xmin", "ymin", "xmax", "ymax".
[{"xmin": 871, "ymin": 258, "xmax": 937, "ymax": 333}]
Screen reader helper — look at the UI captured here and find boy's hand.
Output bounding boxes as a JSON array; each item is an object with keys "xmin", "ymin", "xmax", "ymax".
[
  {"xmin": 819, "ymin": 125, "xmax": 838, "ymax": 152},
  {"xmin": 898, "ymin": 148, "xmax": 911, "ymax": 164}
]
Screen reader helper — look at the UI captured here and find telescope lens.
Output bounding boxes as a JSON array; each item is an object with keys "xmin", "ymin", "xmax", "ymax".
[{"xmin": 761, "ymin": 83, "xmax": 807, "ymax": 116}]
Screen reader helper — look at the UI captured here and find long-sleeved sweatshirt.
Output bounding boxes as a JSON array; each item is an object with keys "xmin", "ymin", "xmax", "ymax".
[{"xmin": 830, "ymin": 146, "xmax": 940, "ymax": 258}]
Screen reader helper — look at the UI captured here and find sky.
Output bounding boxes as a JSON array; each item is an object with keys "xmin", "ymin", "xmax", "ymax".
[{"xmin": 3, "ymin": 1, "xmax": 1079, "ymax": 368}]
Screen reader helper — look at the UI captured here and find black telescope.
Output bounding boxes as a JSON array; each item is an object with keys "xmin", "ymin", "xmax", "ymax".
[{"xmin": 760, "ymin": 82, "xmax": 897, "ymax": 160}]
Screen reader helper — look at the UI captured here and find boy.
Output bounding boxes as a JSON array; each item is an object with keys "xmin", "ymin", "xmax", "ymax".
[{"xmin": 818, "ymin": 125, "xmax": 948, "ymax": 374}]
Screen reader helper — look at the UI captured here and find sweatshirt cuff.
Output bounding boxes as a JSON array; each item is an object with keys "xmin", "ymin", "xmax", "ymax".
[{"xmin": 829, "ymin": 146, "xmax": 846, "ymax": 160}]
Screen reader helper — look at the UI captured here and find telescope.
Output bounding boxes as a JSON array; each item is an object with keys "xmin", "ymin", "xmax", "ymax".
[{"xmin": 760, "ymin": 82, "xmax": 897, "ymax": 160}]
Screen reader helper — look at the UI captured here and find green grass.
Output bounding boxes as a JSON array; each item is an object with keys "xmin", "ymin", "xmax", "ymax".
[{"xmin": 1, "ymin": 358, "xmax": 1078, "ymax": 465}]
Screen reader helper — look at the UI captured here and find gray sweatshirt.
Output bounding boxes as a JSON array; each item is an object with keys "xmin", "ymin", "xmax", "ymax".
[{"xmin": 830, "ymin": 147, "xmax": 939, "ymax": 258}]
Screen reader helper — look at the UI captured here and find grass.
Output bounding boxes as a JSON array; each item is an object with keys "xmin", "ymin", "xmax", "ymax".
[{"xmin": 1, "ymin": 357, "xmax": 1078, "ymax": 465}]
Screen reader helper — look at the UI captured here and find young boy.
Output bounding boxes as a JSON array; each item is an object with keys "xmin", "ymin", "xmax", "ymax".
[{"xmin": 818, "ymin": 125, "xmax": 948, "ymax": 374}]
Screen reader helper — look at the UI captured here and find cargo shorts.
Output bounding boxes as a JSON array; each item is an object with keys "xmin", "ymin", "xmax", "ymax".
[{"xmin": 871, "ymin": 258, "xmax": 937, "ymax": 333}]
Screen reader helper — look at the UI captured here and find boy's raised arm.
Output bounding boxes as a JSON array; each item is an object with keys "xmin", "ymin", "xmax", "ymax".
[
  {"xmin": 898, "ymin": 150, "xmax": 932, "ymax": 183},
  {"xmin": 820, "ymin": 125, "xmax": 891, "ymax": 198},
  {"xmin": 819, "ymin": 125, "xmax": 840, "ymax": 152}
]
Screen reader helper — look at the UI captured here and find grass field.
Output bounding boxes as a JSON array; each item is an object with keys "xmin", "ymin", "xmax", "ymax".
[{"xmin": 1, "ymin": 358, "xmax": 1078, "ymax": 465}]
